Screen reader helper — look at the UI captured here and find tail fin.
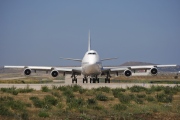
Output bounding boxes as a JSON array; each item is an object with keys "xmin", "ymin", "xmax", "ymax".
[{"xmin": 88, "ymin": 30, "xmax": 91, "ymax": 51}]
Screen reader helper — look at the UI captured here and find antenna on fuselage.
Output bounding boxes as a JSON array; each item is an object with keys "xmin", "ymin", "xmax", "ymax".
[{"xmin": 88, "ymin": 30, "xmax": 91, "ymax": 51}]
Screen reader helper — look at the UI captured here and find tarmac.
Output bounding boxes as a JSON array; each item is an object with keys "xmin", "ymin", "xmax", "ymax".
[{"xmin": 0, "ymin": 75, "xmax": 179, "ymax": 90}]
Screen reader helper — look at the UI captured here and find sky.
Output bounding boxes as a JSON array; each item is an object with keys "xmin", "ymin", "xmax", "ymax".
[{"xmin": 0, "ymin": 0, "xmax": 180, "ymax": 67}]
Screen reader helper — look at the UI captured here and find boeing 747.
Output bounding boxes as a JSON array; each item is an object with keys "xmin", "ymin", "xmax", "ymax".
[{"xmin": 4, "ymin": 32, "xmax": 177, "ymax": 83}]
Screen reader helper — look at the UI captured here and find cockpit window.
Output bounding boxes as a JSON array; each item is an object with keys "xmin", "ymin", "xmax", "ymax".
[{"xmin": 88, "ymin": 52, "xmax": 96, "ymax": 55}]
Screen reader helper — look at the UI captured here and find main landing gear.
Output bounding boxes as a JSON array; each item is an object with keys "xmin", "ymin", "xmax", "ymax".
[
  {"xmin": 71, "ymin": 74, "xmax": 77, "ymax": 83},
  {"xmin": 105, "ymin": 72, "xmax": 111, "ymax": 83},
  {"xmin": 83, "ymin": 77, "xmax": 88, "ymax": 83},
  {"xmin": 90, "ymin": 76, "xmax": 99, "ymax": 83}
]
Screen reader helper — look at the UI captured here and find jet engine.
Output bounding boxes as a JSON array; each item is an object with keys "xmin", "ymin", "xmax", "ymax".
[
  {"xmin": 124, "ymin": 69, "xmax": 132, "ymax": 77},
  {"xmin": 51, "ymin": 70, "xmax": 59, "ymax": 77},
  {"xmin": 24, "ymin": 68, "xmax": 31, "ymax": 75},
  {"xmin": 150, "ymin": 67, "xmax": 158, "ymax": 75}
]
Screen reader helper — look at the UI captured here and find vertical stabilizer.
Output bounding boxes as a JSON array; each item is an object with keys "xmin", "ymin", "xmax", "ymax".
[{"xmin": 88, "ymin": 31, "xmax": 91, "ymax": 51}]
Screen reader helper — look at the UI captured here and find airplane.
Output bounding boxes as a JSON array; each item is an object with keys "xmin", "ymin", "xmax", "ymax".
[{"xmin": 4, "ymin": 32, "xmax": 177, "ymax": 83}]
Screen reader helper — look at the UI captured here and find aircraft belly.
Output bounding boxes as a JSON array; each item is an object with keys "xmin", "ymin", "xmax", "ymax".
[{"xmin": 82, "ymin": 64, "xmax": 101, "ymax": 76}]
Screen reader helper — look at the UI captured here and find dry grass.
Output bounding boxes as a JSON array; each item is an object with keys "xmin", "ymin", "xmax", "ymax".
[{"xmin": 0, "ymin": 85, "xmax": 180, "ymax": 120}]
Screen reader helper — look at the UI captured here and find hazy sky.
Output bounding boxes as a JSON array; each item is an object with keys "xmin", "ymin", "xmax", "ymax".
[{"xmin": 0, "ymin": 0, "xmax": 180, "ymax": 66}]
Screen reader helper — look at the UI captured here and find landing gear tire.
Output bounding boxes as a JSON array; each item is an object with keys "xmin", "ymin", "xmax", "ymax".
[
  {"xmin": 90, "ymin": 78, "xmax": 99, "ymax": 83},
  {"xmin": 97, "ymin": 78, "xmax": 99, "ymax": 83},
  {"xmin": 83, "ymin": 78, "xmax": 84, "ymax": 83},
  {"xmin": 93, "ymin": 78, "xmax": 96, "ymax": 83},
  {"xmin": 105, "ymin": 78, "xmax": 107, "ymax": 83},
  {"xmin": 83, "ymin": 78, "xmax": 88, "ymax": 83},
  {"xmin": 105, "ymin": 78, "xmax": 110, "ymax": 83},
  {"xmin": 72, "ymin": 78, "xmax": 77, "ymax": 84}
]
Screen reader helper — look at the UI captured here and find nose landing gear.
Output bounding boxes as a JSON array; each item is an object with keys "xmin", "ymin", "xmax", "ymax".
[{"xmin": 90, "ymin": 76, "xmax": 99, "ymax": 83}]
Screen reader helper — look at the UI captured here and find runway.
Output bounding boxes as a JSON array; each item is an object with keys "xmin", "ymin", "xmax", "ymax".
[
  {"xmin": 0, "ymin": 75, "xmax": 179, "ymax": 90},
  {"xmin": 0, "ymin": 83, "xmax": 178, "ymax": 90}
]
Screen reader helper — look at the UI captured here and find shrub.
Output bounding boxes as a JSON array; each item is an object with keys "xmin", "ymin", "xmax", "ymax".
[
  {"xmin": 177, "ymin": 105, "xmax": 180, "ymax": 112},
  {"xmin": 85, "ymin": 89, "xmax": 95, "ymax": 96},
  {"xmin": 7, "ymin": 100, "xmax": 25, "ymax": 110},
  {"xmin": 0, "ymin": 96, "xmax": 14, "ymax": 101},
  {"xmin": 41, "ymin": 86, "xmax": 49, "ymax": 92},
  {"xmin": 1, "ymin": 88, "xmax": 9, "ymax": 92},
  {"xmin": 164, "ymin": 86, "xmax": 177, "ymax": 95},
  {"xmin": 129, "ymin": 94, "xmax": 135, "ymax": 100},
  {"xmin": 63, "ymin": 89, "xmax": 74, "ymax": 98},
  {"xmin": 156, "ymin": 93, "xmax": 173, "ymax": 103},
  {"xmin": 137, "ymin": 94, "xmax": 146, "ymax": 98},
  {"xmin": 150, "ymin": 85, "xmax": 164, "ymax": 92},
  {"xmin": 44, "ymin": 95, "xmax": 58, "ymax": 106},
  {"xmin": 173, "ymin": 85, "xmax": 180, "ymax": 92},
  {"xmin": 96, "ymin": 93, "xmax": 108, "ymax": 101},
  {"xmin": 79, "ymin": 114, "xmax": 91, "ymax": 120},
  {"xmin": 18, "ymin": 88, "xmax": 34, "ymax": 93},
  {"xmin": 112, "ymin": 88, "xmax": 126, "ymax": 92},
  {"xmin": 113, "ymin": 104, "xmax": 127, "ymax": 111},
  {"xmin": 79, "ymin": 88, "xmax": 87, "ymax": 94},
  {"xmin": 96, "ymin": 87, "xmax": 111, "ymax": 93},
  {"xmin": 30, "ymin": 97, "xmax": 46, "ymax": 108},
  {"xmin": 57, "ymin": 86, "xmax": 68, "ymax": 91},
  {"xmin": 21, "ymin": 112, "xmax": 29, "ymax": 120},
  {"xmin": 38, "ymin": 111, "xmax": 49, "ymax": 118},
  {"xmin": 130, "ymin": 86, "xmax": 147, "ymax": 92},
  {"xmin": 118, "ymin": 94, "xmax": 132, "ymax": 104},
  {"xmin": 1, "ymin": 87, "xmax": 19, "ymax": 95},
  {"xmin": 67, "ymin": 98, "xmax": 85, "ymax": 109},
  {"xmin": 72, "ymin": 85, "xmax": 82, "ymax": 92},
  {"xmin": 146, "ymin": 89, "xmax": 153, "ymax": 94},
  {"xmin": 25, "ymin": 103, "xmax": 32, "ymax": 107},
  {"xmin": 29, "ymin": 96, "xmax": 39, "ymax": 101},
  {"xmin": 134, "ymin": 98, "xmax": 143, "ymax": 104},
  {"xmin": 92, "ymin": 105, "xmax": 103, "ymax": 110},
  {"xmin": 0, "ymin": 104, "xmax": 13, "ymax": 116},
  {"xmin": 57, "ymin": 102, "xmax": 64, "ymax": 109},
  {"xmin": 87, "ymin": 98, "xmax": 97, "ymax": 105},
  {"xmin": 12, "ymin": 90, "xmax": 19, "ymax": 95},
  {"xmin": 51, "ymin": 91, "xmax": 61, "ymax": 98},
  {"xmin": 112, "ymin": 90, "xmax": 124, "ymax": 98},
  {"xmin": 146, "ymin": 96, "xmax": 155, "ymax": 102}
]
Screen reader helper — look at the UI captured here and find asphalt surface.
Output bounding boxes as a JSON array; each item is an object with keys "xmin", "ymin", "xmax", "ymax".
[{"xmin": 0, "ymin": 75, "xmax": 179, "ymax": 90}]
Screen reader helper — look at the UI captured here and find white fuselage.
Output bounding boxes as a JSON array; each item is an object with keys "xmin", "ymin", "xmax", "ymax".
[{"xmin": 81, "ymin": 50, "xmax": 102, "ymax": 77}]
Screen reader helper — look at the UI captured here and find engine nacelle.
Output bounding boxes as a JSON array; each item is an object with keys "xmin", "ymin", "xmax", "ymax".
[
  {"xmin": 150, "ymin": 67, "xmax": 158, "ymax": 75},
  {"xmin": 124, "ymin": 69, "xmax": 132, "ymax": 77},
  {"xmin": 51, "ymin": 70, "xmax": 59, "ymax": 77},
  {"xmin": 24, "ymin": 68, "xmax": 31, "ymax": 76}
]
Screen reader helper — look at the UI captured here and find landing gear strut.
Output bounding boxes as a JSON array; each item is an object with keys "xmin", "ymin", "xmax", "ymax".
[
  {"xmin": 71, "ymin": 74, "xmax": 77, "ymax": 83},
  {"xmin": 105, "ymin": 72, "xmax": 111, "ymax": 83}
]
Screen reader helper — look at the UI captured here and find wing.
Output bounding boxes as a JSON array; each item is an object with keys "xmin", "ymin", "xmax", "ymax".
[
  {"xmin": 101, "ymin": 57, "xmax": 118, "ymax": 61},
  {"xmin": 4, "ymin": 66, "xmax": 82, "ymax": 77},
  {"xmin": 60, "ymin": 57, "xmax": 82, "ymax": 62},
  {"xmin": 102, "ymin": 64, "xmax": 177, "ymax": 76}
]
